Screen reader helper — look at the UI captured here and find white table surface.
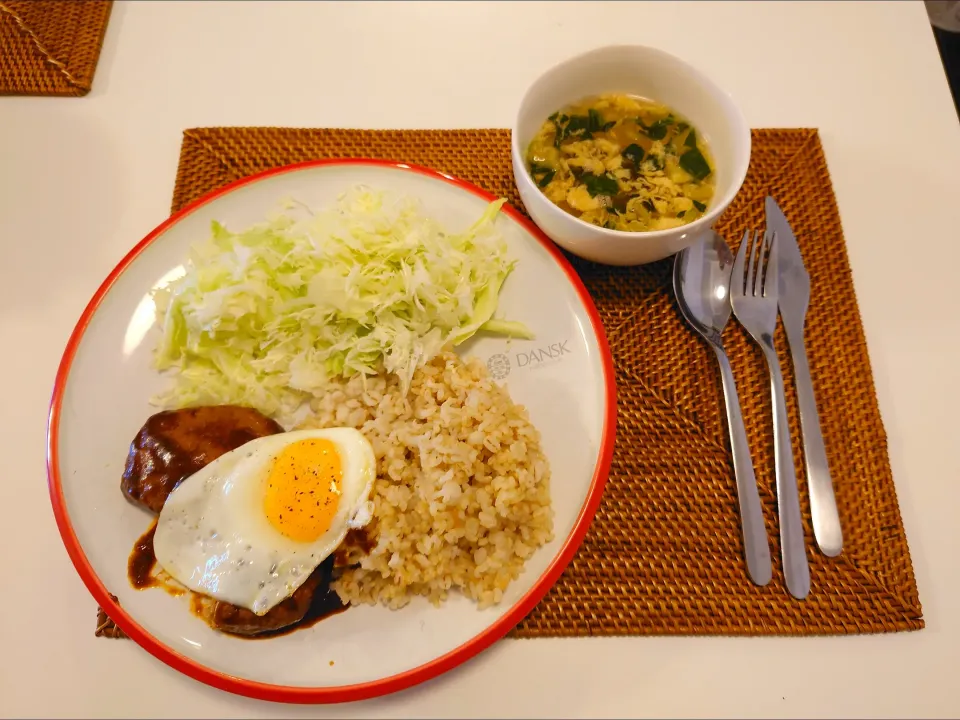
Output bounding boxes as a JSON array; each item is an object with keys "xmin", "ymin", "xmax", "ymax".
[{"xmin": 3, "ymin": 1, "xmax": 959, "ymax": 717}]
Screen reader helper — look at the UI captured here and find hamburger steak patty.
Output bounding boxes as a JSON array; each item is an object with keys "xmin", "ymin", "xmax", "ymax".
[{"xmin": 121, "ymin": 405, "xmax": 284, "ymax": 513}]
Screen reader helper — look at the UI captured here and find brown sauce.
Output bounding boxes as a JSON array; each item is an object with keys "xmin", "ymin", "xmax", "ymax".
[
  {"xmin": 341, "ymin": 525, "xmax": 377, "ymax": 556},
  {"xmin": 127, "ymin": 521, "xmax": 159, "ymax": 589},
  {"xmin": 190, "ymin": 592, "xmax": 208, "ymax": 618}
]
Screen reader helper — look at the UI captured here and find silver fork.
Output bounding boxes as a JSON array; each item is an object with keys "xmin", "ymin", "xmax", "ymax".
[{"xmin": 730, "ymin": 230, "xmax": 811, "ymax": 600}]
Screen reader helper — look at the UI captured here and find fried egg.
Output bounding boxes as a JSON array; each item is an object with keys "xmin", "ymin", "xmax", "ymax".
[{"xmin": 153, "ymin": 427, "xmax": 375, "ymax": 615}]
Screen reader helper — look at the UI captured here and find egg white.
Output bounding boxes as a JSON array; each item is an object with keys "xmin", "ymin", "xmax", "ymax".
[{"xmin": 153, "ymin": 427, "xmax": 375, "ymax": 615}]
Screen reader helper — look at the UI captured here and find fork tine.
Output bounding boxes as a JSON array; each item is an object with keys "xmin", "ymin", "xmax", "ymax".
[
  {"xmin": 732, "ymin": 230, "xmax": 750, "ymax": 295},
  {"xmin": 753, "ymin": 230, "xmax": 769, "ymax": 297},
  {"xmin": 747, "ymin": 230, "xmax": 762, "ymax": 296},
  {"xmin": 763, "ymin": 231, "xmax": 779, "ymax": 298}
]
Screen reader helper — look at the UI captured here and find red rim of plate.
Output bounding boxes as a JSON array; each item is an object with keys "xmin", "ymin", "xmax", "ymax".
[{"xmin": 46, "ymin": 159, "xmax": 618, "ymax": 704}]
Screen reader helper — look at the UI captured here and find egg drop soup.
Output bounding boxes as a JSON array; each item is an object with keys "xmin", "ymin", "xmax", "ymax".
[{"xmin": 526, "ymin": 93, "xmax": 716, "ymax": 232}]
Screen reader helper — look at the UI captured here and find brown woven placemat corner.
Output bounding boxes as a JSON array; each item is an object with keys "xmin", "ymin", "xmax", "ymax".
[
  {"xmin": 95, "ymin": 126, "xmax": 922, "ymax": 640},
  {"xmin": 0, "ymin": 0, "xmax": 112, "ymax": 96}
]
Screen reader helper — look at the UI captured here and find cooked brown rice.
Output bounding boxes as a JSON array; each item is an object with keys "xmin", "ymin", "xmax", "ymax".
[{"xmin": 298, "ymin": 352, "xmax": 553, "ymax": 609}]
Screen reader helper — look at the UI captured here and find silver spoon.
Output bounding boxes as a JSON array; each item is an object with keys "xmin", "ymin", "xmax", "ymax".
[{"xmin": 674, "ymin": 232, "xmax": 773, "ymax": 587}]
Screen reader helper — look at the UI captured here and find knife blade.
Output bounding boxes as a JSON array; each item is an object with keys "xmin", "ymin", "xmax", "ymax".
[{"xmin": 766, "ymin": 196, "xmax": 843, "ymax": 557}]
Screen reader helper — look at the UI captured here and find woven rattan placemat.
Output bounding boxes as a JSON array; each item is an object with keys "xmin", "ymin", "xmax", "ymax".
[
  {"xmin": 0, "ymin": 0, "xmax": 111, "ymax": 96},
  {"xmin": 96, "ymin": 127, "xmax": 922, "ymax": 639}
]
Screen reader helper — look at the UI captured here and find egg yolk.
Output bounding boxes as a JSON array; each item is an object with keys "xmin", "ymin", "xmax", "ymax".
[{"xmin": 263, "ymin": 439, "xmax": 342, "ymax": 543}]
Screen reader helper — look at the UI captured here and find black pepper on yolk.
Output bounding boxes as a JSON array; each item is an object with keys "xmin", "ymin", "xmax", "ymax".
[{"xmin": 263, "ymin": 438, "xmax": 343, "ymax": 543}]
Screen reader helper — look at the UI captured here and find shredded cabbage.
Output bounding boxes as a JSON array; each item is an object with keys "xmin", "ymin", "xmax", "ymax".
[{"xmin": 152, "ymin": 186, "xmax": 531, "ymax": 426}]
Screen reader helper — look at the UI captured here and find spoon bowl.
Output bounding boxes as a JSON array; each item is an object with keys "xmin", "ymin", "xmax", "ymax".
[{"xmin": 673, "ymin": 231, "xmax": 735, "ymax": 339}]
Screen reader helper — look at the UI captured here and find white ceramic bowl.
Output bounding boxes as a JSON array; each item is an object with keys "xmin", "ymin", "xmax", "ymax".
[{"xmin": 511, "ymin": 45, "xmax": 751, "ymax": 266}]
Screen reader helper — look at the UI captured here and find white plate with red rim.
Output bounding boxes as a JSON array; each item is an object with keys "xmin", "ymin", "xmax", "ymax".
[{"xmin": 47, "ymin": 160, "xmax": 617, "ymax": 704}]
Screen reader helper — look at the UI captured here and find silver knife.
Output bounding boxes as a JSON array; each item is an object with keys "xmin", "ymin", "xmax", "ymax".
[{"xmin": 766, "ymin": 196, "xmax": 843, "ymax": 557}]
